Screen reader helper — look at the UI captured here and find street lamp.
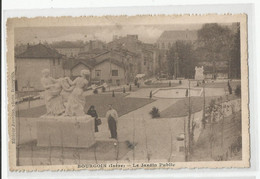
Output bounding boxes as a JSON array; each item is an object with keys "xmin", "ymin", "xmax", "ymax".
[{"xmin": 174, "ymin": 52, "xmax": 179, "ymax": 79}]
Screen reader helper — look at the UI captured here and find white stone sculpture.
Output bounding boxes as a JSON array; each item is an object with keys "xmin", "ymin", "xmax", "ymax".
[
  {"xmin": 195, "ymin": 66, "xmax": 205, "ymax": 80},
  {"xmin": 64, "ymin": 69, "xmax": 90, "ymax": 116},
  {"xmin": 41, "ymin": 69, "xmax": 65, "ymax": 116},
  {"xmin": 41, "ymin": 69, "xmax": 90, "ymax": 117}
]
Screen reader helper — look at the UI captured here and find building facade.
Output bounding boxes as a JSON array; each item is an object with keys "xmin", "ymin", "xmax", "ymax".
[
  {"xmin": 51, "ymin": 41, "xmax": 85, "ymax": 58},
  {"xmin": 107, "ymin": 34, "xmax": 159, "ymax": 78},
  {"xmin": 15, "ymin": 43, "xmax": 64, "ymax": 91},
  {"xmin": 91, "ymin": 58, "xmax": 125, "ymax": 85}
]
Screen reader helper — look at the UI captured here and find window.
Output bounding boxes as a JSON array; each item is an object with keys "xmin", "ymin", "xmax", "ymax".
[
  {"xmin": 144, "ymin": 59, "xmax": 146, "ymax": 65},
  {"xmin": 168, "ymin": 43, "xmax": 171, "ymax": 49},
  {"xmin": 58, "ymin": 59, "xmax": 60, "ymax": 65},
  {"xmin": 162, "ymin": 43, "xmax": 165, "ymax": 49},
  {"xmin": 53, "ymin": 59, "xmax": 55, "ymax": 65},
  {"xmin": 112, "ymin": 70, "xmax": 118, "ymax": 76},
  {"xmin": 95, "ymin": 70, "xmax": 101, "ymax": 77}
]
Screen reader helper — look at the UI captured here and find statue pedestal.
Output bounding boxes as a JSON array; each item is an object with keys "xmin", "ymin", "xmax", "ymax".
[
  {"xmin": 195, "ymin": 66, "xmax": 205, "ymax": 80},
  {"xmin": 37, "ymin": 115, "xmax": 95, "ymax": 148}
]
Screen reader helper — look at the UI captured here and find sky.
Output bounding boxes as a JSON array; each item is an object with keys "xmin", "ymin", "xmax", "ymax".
[{"xmin": 14, "ymin": 24, "xmax": 204, "ymax": 45}]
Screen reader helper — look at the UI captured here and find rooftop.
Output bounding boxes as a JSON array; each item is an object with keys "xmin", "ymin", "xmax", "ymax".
[
  {"xmin": 51, "ymin": 41, "xmax": 85, "ymax": 48},
  {"xmin": 94, "ymin": 58, "xmax": 124, "ymax": 68},
  {"xmin": 63, "ymin": 57, "xmax": 124, "ymax": 70},
  {"xmin": 16, "ymin": 43, "xmax": 63, "ymax": 59},
  {"xmin": 63, "ymin": 58, "xmax": 95, "ymax": 69}
]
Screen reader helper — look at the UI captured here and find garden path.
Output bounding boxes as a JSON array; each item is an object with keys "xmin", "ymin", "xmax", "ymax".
[{"xmin": 95, "ymin": 98, "xmax": 186, "ymax": 162}]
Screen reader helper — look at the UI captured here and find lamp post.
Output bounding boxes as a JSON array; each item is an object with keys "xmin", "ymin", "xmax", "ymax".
[
  {"xmin": 187, "ymin": 79, "xmax": 191, "ymax": 160},
  {"xmin": 184, "ymin": 79, "xmax": 191, "ymax": 162},
  {"xmin": 174, "ymin": 52, "xmax": 179, "ymax": 79}
]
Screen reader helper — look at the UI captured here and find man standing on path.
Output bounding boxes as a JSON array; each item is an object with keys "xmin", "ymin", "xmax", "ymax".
[{"xmin": 106, "ymin": 104, "xmax": 118, "ymax": 139}]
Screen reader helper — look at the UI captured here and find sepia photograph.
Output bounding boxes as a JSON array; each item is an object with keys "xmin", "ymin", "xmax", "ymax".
[{"xmin": 6, "ymin": 14, "xmax": 249, "ymax": 170}]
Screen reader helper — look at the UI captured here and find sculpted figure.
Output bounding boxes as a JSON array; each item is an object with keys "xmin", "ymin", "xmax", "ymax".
[
  {"xmin": 64, "ymin": 70, "xmax": 90, "ymax": 116},
  {"xmin": 59, "ymin": 78, "xmax": 75, "ymax": 105},
  {"xmin": 41, "ymin": 69, "xmax": 65, "ymax": 116}
]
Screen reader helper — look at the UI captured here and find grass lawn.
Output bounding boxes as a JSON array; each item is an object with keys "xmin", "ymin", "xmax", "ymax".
[
  {"xmin": 113, "ymin": 86, "xmax": 140, "ymax": 92},
  {"xmin": 17, "ymin": 93, "xmax": 155, "ymax": 118},
  {"xmin": 84, "ymin": 93, "xmax": 155, "ymax": 117},
  {"xmin": 142, "ymin": 83, "xmax": 179, "ymax": 88},
  {"xmin": 112, "ymin": 83, "xmax": 179, "ymax": 92},
  {"xmin": 203, "ymin": 81, "xmax": 241, "ymax": 89},
  {"xmin": 160, "ymin": 94, "xmax": 239, "ymax": 118}
]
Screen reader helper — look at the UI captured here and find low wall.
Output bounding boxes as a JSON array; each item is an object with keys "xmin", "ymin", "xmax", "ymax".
[{"xmin": 36, "ymin": 115, "xmax": 95, "ymax": 148}]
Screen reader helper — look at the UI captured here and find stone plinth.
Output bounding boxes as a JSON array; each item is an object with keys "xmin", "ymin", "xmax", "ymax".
[
  {"xmin": 195, "ymin": 66, "xmax": 205, "ymax": 80},
  {"xmin": 37, "ymin": 115, "xmax": 95, "ymax": 148}
]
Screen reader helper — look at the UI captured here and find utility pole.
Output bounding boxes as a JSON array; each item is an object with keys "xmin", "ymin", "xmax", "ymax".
[
  {"xmin": 228, "ymin": 59, "xmax": 231, "ymax": 79},
  {"xmin": 221, "ymin": 97, "xmax": 224, "ymax": 151},
  {"xmin": 187, "ymin": 79, "xmax": 191, "ymax": 160},
  {"xmin": 174, "ymin": 52, "xmax": 179, "ymax": 79},
  {"xmin": 184, "ymin": 115, "xmax": 187, "ymax": 162},
  {"xmin": 109, "ymin": 58, "xmax": 112, "ymax": 91},
  {"xmin": 203, "ymin": 84, "xmax": 206, "ymax": 129}
]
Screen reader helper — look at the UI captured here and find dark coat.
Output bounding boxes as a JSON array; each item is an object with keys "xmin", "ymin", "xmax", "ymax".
[{"xmin": 87, "ymin": 108, "xmax": 99, "ymax": 132}]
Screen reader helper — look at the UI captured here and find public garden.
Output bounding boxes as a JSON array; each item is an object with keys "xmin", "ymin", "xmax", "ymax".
[{"xmin": 15, "ymin": 78, "xmax": 242, "ymax": 165}]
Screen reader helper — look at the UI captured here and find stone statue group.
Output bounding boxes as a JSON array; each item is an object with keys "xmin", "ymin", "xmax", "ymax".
[{"xmin": 41, "ymin": 69, "xmax": 90, "ymax": 116}]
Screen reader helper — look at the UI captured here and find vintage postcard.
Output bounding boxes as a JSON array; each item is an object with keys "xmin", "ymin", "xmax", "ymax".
[{"xmin": 6, "ymin": 14, "xmax": 249, "ymax": 171}]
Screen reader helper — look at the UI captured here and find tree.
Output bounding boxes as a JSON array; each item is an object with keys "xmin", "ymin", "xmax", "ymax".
[
  {"xmin": 149, "ymin": 107, "xmax": 160, "ymax": 118},
  {"xmin": 167, "ymin": 41, "xmax": 195, "ymax": 78},
  {"xmin": 196, "ymin": 23, "xmax": 233, "ymax": 77},
  {"xmin": 167, "ymin": 47, "xmax": 176, "ymax": 77},
  {"xmin": 230, "ymin": 23, "xmax": 241, "ymax": 79}
]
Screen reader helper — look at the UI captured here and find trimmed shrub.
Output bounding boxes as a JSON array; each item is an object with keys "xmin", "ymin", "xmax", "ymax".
[
  {"xmin": 235, "ymin": 85, "xmax": 241, "ymax": 97},
  {"xmin": 134, "ymin": 79, "xmax": 138, "ymax": 86},
  {"xmin": 102, "ymin": 86, "xmax": 106, "ymax": 92},
  {"xmin": 228, "ymin": 81, "xmax": 232, "ymax": 94},
  {"xmin": 112, "ymin": 90, "xmax": 115, "ymax": 97},
  {"xmin": 149, "ymin": 107, "xmax": 160, "ymax": 118},
  {"xmin": 185, "ymin": 89, "xmax": 188, "ymax": 97},
  {"xmin": 150, "ymin": 90, "xmax": 152, "ymax": 99}
]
